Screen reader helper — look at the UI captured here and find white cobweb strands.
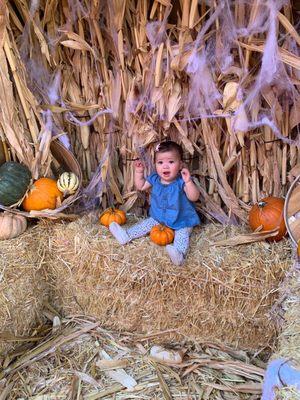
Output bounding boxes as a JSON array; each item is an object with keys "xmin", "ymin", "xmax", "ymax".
[
  {"xmin": 124, "ymin": 82, "xmax": 141, "ymax": 125},
  {"xmin": 184, "ymin": 5, "xmax": 223, "ymax": 117},
  {"xmin": 29, "ymin": 0, "xmax": 40, "ymax": 17},
  {"xmin": 18, "ymin": 17, "xmax": 73, "ymax": 150},
  {"xmin": 146, "ymin": 58, "xmax": 158, "ymax": 111},
  {"xmin": 258, "ymin": 1, "xmax": 280, "ymax": 87},
  {"xmin": 231, "ymin": 88, "xmax": 249, "ymax": 133},
  {"xmin": 238, "ymin": 1, "xmax": 281, "ymax": 114},
  {"xmin": 186, "ymin": 51, "xmax": 221, "ymax": 116},
  {"xmin": 19, "ymin": 13, "xmax": 61, "ymax": 108},
  {"xmin": 216, "ymin": 1, "xmax": 241, "ymax": 73},
  {"xmin": 66, "ymin": 109, "xmax": 113, "ymax": 127},
  {"xmin": 140, "ymin": 11, "xmax": 171, "ymax": 115},
  {"xmin": 135, "ymin": 144, "xmax": 153, "ymax": 174},
  {"xmin": 146, "ymin": 21, "xmax": 165, "ymax": 48},
  {"xmin": 231, "ymin": 1, "xmax": 296, "ymax": 141},
  {"xmin": 81, "ymin": 128, "xmax": 115, "ymax": 210},
  {"xmin": 19, "ymin": 28, "xmax": 52, "ymax": 105},
  {"xmin": 81, "ymin": 153, "xmax": 107, "ymax": 210},
  {"xmin": 56, "ymin": 131, "xmax": 71, "ymax": 150},
  {"xmin": 47, "ymin": 71, "xmax": 71, "ymax": 149},
  {"xmin": 41, "ymin": 110, "xmax": 53, "ymax": 137},
  {"xmin": 242, "ymin": 2, "xmax": 269, "ymax": 36},
  {"xmin": 48, "ymin": 71, "xmax": 61, "ymax": 106},
  {"xmin": 192, "ymin": 3, "xmax": 224, "ymax": 53},
  {"xmin": 145, "ymin": 6, "xmax": 170, "ymax": 48},
  {"xmin": 248, "ymin": 116, "xmax": 300, "ymax": 146},
  {"xmin": 253, "ymin": 0, "xmax": 293, "ymax": 93},
  {"xmin": 67, "ymin": 0, "xmax": 88, "ymax": 23},
  {"xmin": 81, "ymin": 168, "xmax": 105, "ymax": 211}
]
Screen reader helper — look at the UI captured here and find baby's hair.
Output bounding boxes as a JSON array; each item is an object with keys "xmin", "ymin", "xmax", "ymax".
[{"xmin": 154, "ymin": 141, "xmax": 183, "ymax": 161}]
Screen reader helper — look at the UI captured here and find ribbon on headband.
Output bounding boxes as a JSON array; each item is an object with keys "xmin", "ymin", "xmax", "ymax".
[{"xmin": 155, "ymin": 143, "xmax": 161, "ymax": 152}]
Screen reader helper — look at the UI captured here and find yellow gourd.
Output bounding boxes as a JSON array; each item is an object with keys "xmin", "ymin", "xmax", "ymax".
[{"xmin": 57, "ymin": 172, "xmax": 79, "ymax": 196}]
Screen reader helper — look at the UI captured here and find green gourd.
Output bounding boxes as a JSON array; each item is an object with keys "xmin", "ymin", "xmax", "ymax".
[{"xmin": 0, "ymin": 162, "xmax": 32, "ymax": 206}]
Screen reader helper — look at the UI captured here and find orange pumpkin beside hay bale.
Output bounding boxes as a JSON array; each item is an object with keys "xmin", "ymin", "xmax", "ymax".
[
  {"xmin": 150, "ymin": 224, "xmax": 174, "ymax": 246},
  {"xmin": 22, "ymin": 178, "xmax": 63, "ymax": 211},
  {"xmin": 99, "ymin": 208, "xmax": 127, "ymax": 227},
  {"xmin": 249, "ymin": 197, "xmax": 287, "ymax": 242}
]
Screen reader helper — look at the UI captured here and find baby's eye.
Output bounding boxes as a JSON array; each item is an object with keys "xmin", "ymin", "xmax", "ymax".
[
  {"xmin": 157, "ymin": 161, "xmax": 163, "ymax": 165},
  {"xmin": 169, "ymin": 160, "xmax": 174, "ymax": 164}
]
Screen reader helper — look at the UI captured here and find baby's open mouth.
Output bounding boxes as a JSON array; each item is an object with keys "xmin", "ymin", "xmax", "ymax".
[{"xmin": 163, "ymin": 171, "xmax": 170, "ymax": 176}]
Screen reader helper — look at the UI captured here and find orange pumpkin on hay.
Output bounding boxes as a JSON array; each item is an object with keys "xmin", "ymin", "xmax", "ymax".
[
  {"xmin": 22, "ymin": 178, "xmax": 63, "ymax": 211},
  {"xmin": 99, "ymin": 208, "xmax": 127, "ymax": 227},
  {"xmin": 249, "ymin": 196, "xmax": 287, "ymax": 242},
  {"xmin": 150, "ymin": 224, "xmax": 174, "ymax": 246}
]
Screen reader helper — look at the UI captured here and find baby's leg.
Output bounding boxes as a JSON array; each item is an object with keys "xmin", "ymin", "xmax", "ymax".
[
  {"xmin": 173, "ymin": 227, "xmax": 193, "ymax": 255},
  {"xmin": 126, "ymin": 217, "xmax": 159, "ymax": 240},
  {"xmin": 109, "ymin": 217, "xmax": 158, "ymax": 245},
  {"xmin": 166, "ymin": 227, "xmax": 192, "ymax": 266}
]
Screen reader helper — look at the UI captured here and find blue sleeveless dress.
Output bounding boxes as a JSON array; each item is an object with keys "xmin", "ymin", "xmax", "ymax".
[{"xmin": 146, "ymin": 173, "xmax": 200, "ymax": 229}]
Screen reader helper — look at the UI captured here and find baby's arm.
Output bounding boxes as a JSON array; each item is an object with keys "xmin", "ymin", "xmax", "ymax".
[
  {"xmin": 134, "ymin": 160, "xmax": 152, "ymax": 191},
  {"xmin": 181, "ymin": 168, "xmax": 200, "ymax": 201}
]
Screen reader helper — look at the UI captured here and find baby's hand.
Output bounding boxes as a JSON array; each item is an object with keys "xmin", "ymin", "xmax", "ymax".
[
  {"xmin": 181, "ymin": 167, "xmax": 192, "ymax": 183},
  {"xmin": 134, "ymin": 159, "xmax": 145, "ymax": 173}
]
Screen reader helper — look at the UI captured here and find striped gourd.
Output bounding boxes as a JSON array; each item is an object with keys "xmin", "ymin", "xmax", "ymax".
[
  {"xmin": 57, "ymin": 172, "xmax": 79, "ymax": 196},
  {"xmin": 0, "ymin": 162, "xmax": 31, "ymax": 206}
]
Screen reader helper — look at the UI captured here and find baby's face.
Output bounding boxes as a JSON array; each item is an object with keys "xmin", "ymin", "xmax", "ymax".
[{"xmin": 155, "ymin": 150, "xmax": 183, "ymax": 184}]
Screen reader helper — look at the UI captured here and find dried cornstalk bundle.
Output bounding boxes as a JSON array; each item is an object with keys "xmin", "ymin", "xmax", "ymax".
[
  {"xmin": 0, "ymin": 0, "xmax": 299, "ymax": 223},
  {"xmin": 0, "ymin": 2, "xmax": 56, "ymax": 179}
]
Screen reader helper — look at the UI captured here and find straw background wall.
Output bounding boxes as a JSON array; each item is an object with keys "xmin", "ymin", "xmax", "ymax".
[{"xmin": 0, "ymin": 1, "xmax": 299, "ymax": 222}]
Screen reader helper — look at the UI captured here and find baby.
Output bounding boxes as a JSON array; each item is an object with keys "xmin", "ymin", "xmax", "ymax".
[{"xmin": 109, "ymin": 141, "xmax": 200, "ymax": 265}]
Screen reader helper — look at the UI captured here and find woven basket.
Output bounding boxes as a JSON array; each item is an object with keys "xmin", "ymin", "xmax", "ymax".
[
  {"xmin": 0, "ymin": 140, "xmax": 82, "ymax": 219},
  {"xmin": 284, "ymin": 174, "xmax": 300, "ymax": 246}
]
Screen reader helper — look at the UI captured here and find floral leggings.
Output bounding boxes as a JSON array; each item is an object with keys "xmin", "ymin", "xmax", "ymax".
[{"xmin": 126, "ymin": 217, "xmax": 192, "ymax": 255}]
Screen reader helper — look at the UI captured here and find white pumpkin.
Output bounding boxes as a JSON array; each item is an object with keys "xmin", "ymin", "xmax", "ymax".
[
  {"xmin": 57, "ymin": 172, "xmax": 79, "ymax": 196},
  {"xmin": 0, "ymin": 212, "xmax": 27, "ymax": 240}
]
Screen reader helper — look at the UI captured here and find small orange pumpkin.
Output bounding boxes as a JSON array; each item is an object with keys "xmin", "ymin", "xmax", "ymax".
[
  {"xmin": 99, "ymin": 208, "xmax": 126, "ymax": 227},
  {"xmin": 22, "ymin": 177, "xmax": 63, "ymax": 211},
  {"xmin": 249, "ymin": 196, "xmax": 287, "ymax": 242},
  {"xmin": 150, "ymin": 224, "xmax": 174, "ymax": 246}
]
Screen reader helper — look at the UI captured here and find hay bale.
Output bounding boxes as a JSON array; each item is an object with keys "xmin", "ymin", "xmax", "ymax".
[
  {"xmin": 0, "ymin": 223, "xmax": 50, "ymax": 355},
  {"xmin": 276, "ymin": 268, "xmax": 300, "ymax": 364},
  {"xmin": 270, "ymin": 266, "xmax": 300, "ymax": 398},
  {"xmin": 47, "ymin": 215, "xmax": 292, "ymax": 350}
]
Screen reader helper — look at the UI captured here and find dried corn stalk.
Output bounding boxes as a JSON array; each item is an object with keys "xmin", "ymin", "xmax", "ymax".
[{"xmin": 0, "ymin": 0, "xmax": 298, "ymax": 222}]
